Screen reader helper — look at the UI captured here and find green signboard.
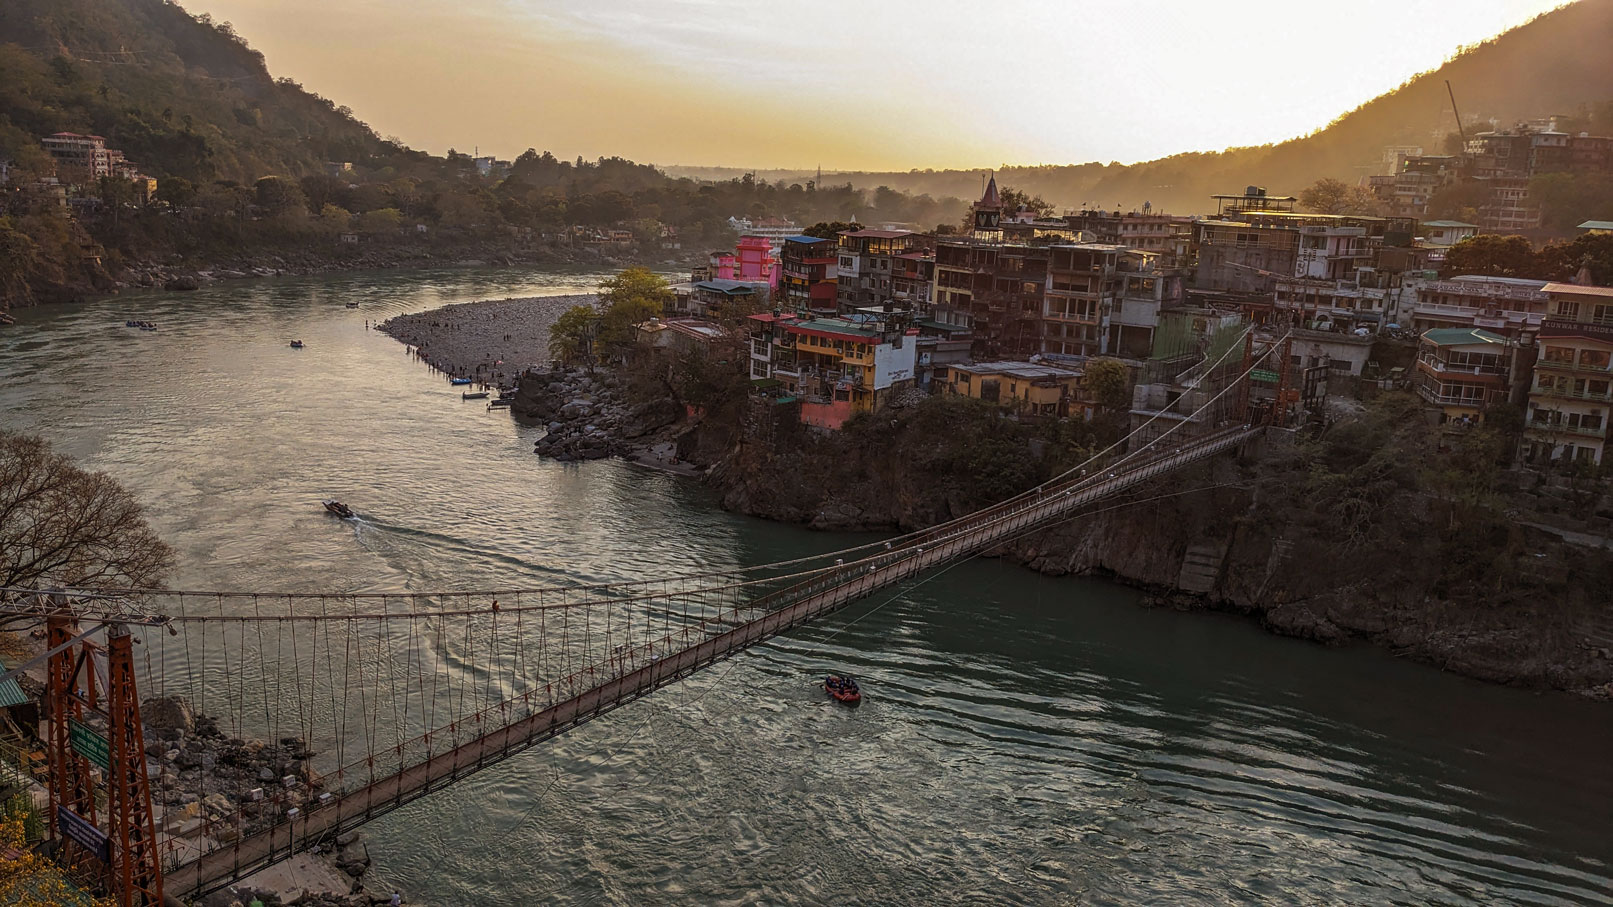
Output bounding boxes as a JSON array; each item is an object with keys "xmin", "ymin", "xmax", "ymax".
[{"xmin": 68, "ymin": 719, "xmax": 110, "ymax": 772}]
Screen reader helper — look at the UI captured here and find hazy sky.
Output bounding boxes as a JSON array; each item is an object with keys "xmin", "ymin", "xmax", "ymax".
[{"xmin": 190, "ymin": 0, "xmax": 1569, "ymax": 171}]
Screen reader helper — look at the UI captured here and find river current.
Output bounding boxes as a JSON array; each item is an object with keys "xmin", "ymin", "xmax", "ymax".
[{"xmin": 2, "ymin": 269, "xmax": 1609, "ymax": 905}]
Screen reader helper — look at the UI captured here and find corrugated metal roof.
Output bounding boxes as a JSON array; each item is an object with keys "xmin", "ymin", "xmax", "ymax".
[{"xmin": 0, "ymin": 657, "xmax": 29, "ymax": 708}]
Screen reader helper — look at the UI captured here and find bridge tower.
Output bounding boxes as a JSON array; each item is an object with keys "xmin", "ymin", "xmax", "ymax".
[{"xmin": 45, "ymin": 608, "xmax": 164, "ymax": 905}]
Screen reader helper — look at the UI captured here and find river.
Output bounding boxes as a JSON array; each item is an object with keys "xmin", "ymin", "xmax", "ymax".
[{"xmin": 2, "ymin": 269, "xmax": 1609, "ymax": 905}]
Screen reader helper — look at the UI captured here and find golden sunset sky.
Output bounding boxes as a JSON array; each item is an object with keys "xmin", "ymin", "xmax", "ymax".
[{"xmin": 189, "ymin": 0, "xmax": 1567, "ymax": 170}]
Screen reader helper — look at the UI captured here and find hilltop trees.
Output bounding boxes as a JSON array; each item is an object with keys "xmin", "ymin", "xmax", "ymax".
[{"xmin": 1442, "ymin": 233, "xmax": 1613, "ymax": 283}]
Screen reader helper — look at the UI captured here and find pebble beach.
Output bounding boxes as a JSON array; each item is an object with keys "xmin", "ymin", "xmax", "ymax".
[{"xmin": 376, "ymin": 293, "xmax": 597, "ymax": 384}]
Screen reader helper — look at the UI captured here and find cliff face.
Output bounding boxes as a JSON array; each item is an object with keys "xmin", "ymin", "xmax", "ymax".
[{"xmin": 692, "ymin": 398, "xmax": 1613, "ymax": 697}]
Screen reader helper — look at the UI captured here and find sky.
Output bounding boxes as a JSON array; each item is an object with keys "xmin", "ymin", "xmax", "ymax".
[{"xmin": 188, "ymin": 0, "xmax": 1571, "ymax": 171}]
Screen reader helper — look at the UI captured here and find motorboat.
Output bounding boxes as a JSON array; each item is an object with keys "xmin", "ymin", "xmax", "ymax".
[
  {"xmin": 344, "ymin": 301, "xmax": 360, "ymax": 308},
  {"xmin": 322, "ymin": 500, "xmax": 355, "ymax": 519},
  {"xmin": 462, "ymin": 391, "xmax": 490, "ymax": 400},
  {"xmin": 824, "ymin": 674, "xmax": 861, "ymax": 706},
  {"xmin": 487, "ymin": 398, "xmax": 512, "ymax": 409},
  {"xmin": 448, "ymin": 377, "xmax": 473, "ymax": 386},
  {"xmin": 289, "ymin": 340, "xmax": 305, "ymax": 349}
]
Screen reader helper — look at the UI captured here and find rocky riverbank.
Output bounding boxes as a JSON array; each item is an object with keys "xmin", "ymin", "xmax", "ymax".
[
  {"xmin": 138, "ymin": 696, "xmax": 396, "ymax": 906},
  {"xmin": 514, "ymin": 366, "xmax": 686, "ymax": 465}
]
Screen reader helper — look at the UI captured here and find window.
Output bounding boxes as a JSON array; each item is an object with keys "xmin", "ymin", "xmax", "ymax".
[
  {"xmin": 1581, "ymin": 348, "xmax": 1611, "ymax": 369},
  {"xmin": 1543, "ymin": 346, "xmax": 1575, "ymax": 364}
]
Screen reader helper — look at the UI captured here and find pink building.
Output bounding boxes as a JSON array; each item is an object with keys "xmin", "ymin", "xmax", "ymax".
[{"xmin": 736, "ymin": 235, "xmax": 779, "ymax": 288}]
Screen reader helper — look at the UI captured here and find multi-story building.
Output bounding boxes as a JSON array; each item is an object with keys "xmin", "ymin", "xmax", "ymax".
[
  {"xmin": 1418, "ymin": 220, "xmax": 1478, "ymax": 267},
  {"xmin": 932, "ymin": 238, "xmax": 1049, "ymax": 357},
  {"xmin": 728, "ymin": 216, "xmax": 800, "ymax": 254},
  {"xmin": 41, "ymin": 133, "xmax": 115, "ymax": 181},
  {"xmin": 1414, "ymin": 328, "xmax": 1513, "ymax": 424},
  {"xmin": 1524, "ymin": 282, "xmax": 1613, "ymax": 465},
  {"xmin": 1407, "ymin": 275, "xmax": 1550, "ymax": 339},
  {"xmin": 1065, "ymin": 207, "xmax": 1195, "ymax": 259},
  {"xmin": 778, "ymin": 235, "xmax": 839, "ymax": 315},
  {"xmin": 746, "ymin": 312, "xmax": 918, "ymax": 429},
  {"xmin": 836, "ymin": 229, "xmax": 928, "ymax": 311},
  {"xmin": 1366, "ymin": 155, "xmax": 1460, "ymax": 219}
]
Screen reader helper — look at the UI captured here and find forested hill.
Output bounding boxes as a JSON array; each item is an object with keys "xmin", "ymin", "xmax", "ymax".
[
  {"xmin": 0, "ymin": 0, "xmax": 404, "ymax": 181},
  {"xmin": 667, "ymin": 0, "xmax": 1613, "ymax": 213}
]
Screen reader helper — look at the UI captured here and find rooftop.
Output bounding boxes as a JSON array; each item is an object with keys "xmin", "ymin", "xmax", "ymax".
[
  {"xmin": 841, "ymin": 229, "xmax": 913, "ymax": 239},
  {"xmin": 1421, "ymin": 220, "xmax": 1478, "ymax": 228},
  {"xmin": 952, "ymin": 360, "xmax": 1082, "ymax": 380},
  {"xmin": 786, "ymin": 317, "xmax": 883, "ymax": 341},
  {"xmin": 1448, "ymin": 275, "xmax": 1550, "ymax": 288},
  {"xmin": 783, "ymin": 234, "xmax": 832, "ymax": 244},
  {"xmin": 694, "ymin": 278, "xmax": 759, "ymax": 295},
  {"xmin": 1422, "ymin": 327, "xmax": 1508, "ymax": 347},
  {"xmin": 1577, "ymin": 220, "xmax": 1613, "ymax": 231},
  {"xmin": 1541, "ymin": 282, "xmax": 1613, "ymax": 298}
]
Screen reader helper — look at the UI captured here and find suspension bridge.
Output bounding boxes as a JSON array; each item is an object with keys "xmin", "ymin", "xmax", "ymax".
[{"xmin": 0, "ymin": 330, "xmax": 1298, "ymax": 904}]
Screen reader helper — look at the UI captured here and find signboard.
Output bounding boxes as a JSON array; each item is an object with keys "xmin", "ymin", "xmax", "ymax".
[
  {"xmin": 872, "ymin": 341, "xmax": 916, "ymax": 390},
  {"xmin": 1473, "ymin": 317, "xmax": 1508, "ymax": 329},
  {"xmin": 68, "ymin": 719, "xmax": 110, "ymax": 772},
  {"xmin": 57, "ymin": 806, "xmax": 110, "ymax": 864}
]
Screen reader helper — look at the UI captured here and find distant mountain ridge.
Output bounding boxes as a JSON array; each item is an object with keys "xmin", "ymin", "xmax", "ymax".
[{"xmin": 664, "ymin": 0, "xmax": 1613, "ymax": 214}]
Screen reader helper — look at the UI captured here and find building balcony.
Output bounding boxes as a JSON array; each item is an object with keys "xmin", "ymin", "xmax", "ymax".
[
  {"xmin": 1525, "ymin": 419, "xmax": 1608, "ymax": 439},
  {"xmin": 1532, "ymin": 386, "xmax": 1613, "ymax": 403},
  {"xmin": 1534, "ymin": 359, "xmax": 1613, "ymax": 375},
  {"xmin": 1416, "ymin": 356, "xmax": 1506, "ymax": 378},
  {"xmin": 1416, "ymin": 385, "xmax": 1493, "ymax": 408}
]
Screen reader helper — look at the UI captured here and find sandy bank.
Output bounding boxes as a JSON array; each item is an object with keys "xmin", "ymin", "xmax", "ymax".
[{"xmin": 377, "ymin": 294, "xmax": 597, "ymax": 384}]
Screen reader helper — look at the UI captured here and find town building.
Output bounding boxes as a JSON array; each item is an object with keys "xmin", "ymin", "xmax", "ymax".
[
  {"xmin": 734, "ymin": 235, "xmax": 777, "ymax": 287},
  {"xmin": 728, "ymin": 216, "xmax": 800, "ymax": 254},
  {"xmin": 1064, "ymin": 206, "xmax": 1195, "ymax": 261},
  {"xmin": 41, "ymin": 132, "xmax": 148, "ymax": 187},
  {"xmin": 1366, "ymin": 155, "xmax": 1460, "ymax": 219},
  {"xmin": 1406, "ymin": 275, "xmax": 1551, "ymax": 338},
  {"xmin": 1414, "ymin": 328, "xmax": 1513, "ymax": 424},
  {"xmin": 1419, "ymin": 220, "xmax": 1478, "ymax": 251},
  {"xmin": 636, "ymin": 317, "xmax": 733, "ymax": 355},
  {"xmin": 835, "ymin": 229, "xmax": 928, "ymax": 312},
  {"xmin": 746, "ymin": 312, "xmax": 918, "ymax": 429},
  {"xmin": 1189, "ymin": 188, "xmax": 1414, "ymax": 293},
  {"xmin": 940, "ymin": 360, "xmax": 1085, "ymax": 417},
  {"xmin": 1524, "ymin": 282, "xmax": 1613, "ymax": 465},
  {"xmin": 778, "ymin": 235, "xmax": 840, "ymax": 315},
  {"xmin": 677, "ymin": 278, "xmax": 765, "ymax": 319}
]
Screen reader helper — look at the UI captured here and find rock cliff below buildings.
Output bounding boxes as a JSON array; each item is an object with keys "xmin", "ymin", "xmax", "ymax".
[{"xmin": 697, "ymin": 393, "xmax": 1613, "ymax": 697}]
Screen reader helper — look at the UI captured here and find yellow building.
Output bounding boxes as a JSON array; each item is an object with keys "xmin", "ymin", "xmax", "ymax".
[{"xmin": 942, "ymin": 360, "xmax": 1084, "ymax": 417}]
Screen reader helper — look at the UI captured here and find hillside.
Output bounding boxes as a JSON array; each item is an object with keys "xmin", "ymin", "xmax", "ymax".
[
  {"xmin": 666, "ymin": 0, "xmax": 1613, "ymax": 214},
  {"xmin": 0, "ymin": 0, "xmax": 406, "ymax": 181}
]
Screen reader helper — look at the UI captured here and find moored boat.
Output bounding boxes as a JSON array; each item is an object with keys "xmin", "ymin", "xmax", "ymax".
[
  {"xmin": 487, "ymin": 398, "xmax": 512, "ymax": 409},
  {"xmin": 462, "ymin": 391, "xmax": 490, "ymax": 400},
  {"xmin": 824, "ymin": 674, "xmax": 861, "ymax": 706},
  {"xmin": 449, "ymin": 377, "xmax": 473, "ymax": 386}
]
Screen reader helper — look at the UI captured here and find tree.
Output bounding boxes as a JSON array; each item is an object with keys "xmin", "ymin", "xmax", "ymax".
[
  {"xmin": 596, "ymin": 267, "xmax": 671, "ymax": 356},
  {"xmin": 1299, "ymin": 178, "xmax": 1382, "ymax": 215},
  {"xmin": 0, "ymin": 805, "xmax": 112, "ymax": 907},
  {"xmin": 253, "ymin": 176, "xmax": 306, "ymax": 216},
  {"xmin": 804, "ymin": 220, "xmax": 856, "ymax": 239},
  {"xmin": 0, "ymin": 431, "xmax": 173, "ymax": 596},
  {"xmin": 155, "ymin": 176, "xmax": 196, "ymax": 210},
  {"xmin": 548, "ymin": 304, "xmax": 598, "ymax": 367},
  {"xmin": 356, "ymin": 207, "xmax": 402, "ymax": 234},
  {"xmin": 1443, "ymin": 234, "xmax": 1539, "ymax": 278},
  {"xmin": 998, "ymin": 186, "xmax": 1054, "ymax": 217},
  {"xmin": 1084, "ymin": 358, "xmax": 1131, "ymax": 411}
]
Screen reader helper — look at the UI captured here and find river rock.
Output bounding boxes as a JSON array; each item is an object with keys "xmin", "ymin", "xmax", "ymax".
[{"xmin": 144, "ymin": 695, "xmax": 196, "ymax": 733}]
